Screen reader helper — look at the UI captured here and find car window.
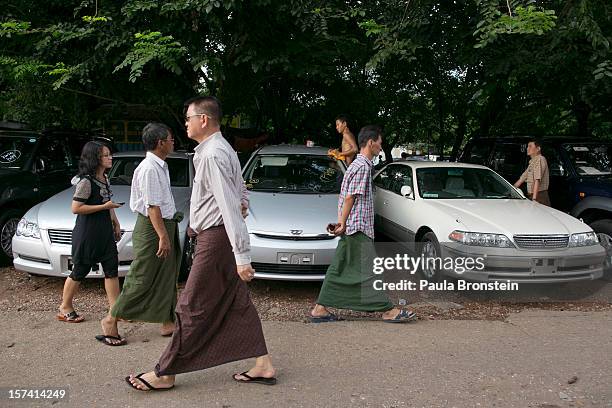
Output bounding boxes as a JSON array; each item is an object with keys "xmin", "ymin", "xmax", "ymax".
[
  {"xmin": 416, "ymin": 167, "xmax": 523, "ymax": 199},
  {"xmin": 462, "ymin": 140, "xmax": 494, "ymax": 165},
  {"xmin": 490, "ymin": 143, "xmax": 525, "ymax": 177},
  {"xmin": 542, "ymin": 146, "xmax": 565, "ymax": 177},
  {"xmin": 108, "ymin": 157, "xmax": 190, "ymax": 187},
  {"xmin": 563, "ymin": 143, "xmax": 611, "ymax": 176},
  {"xmin": 374, "ymin": 167, "xmax": 392, "ymax": 190},
  {"xmin": 39, "ymin": 137, "xmax": 72, "ymax": 172},
  {"xmin": 243, "ymin": 154, "xmax": 344, "ymax": 193},
  {"xmin": 374, "ymin": 164, "xmax": 413, "ymax": 195},
  {"xmin": 0, "ymin": 135, "xmax": 39, "ymax": 170}
]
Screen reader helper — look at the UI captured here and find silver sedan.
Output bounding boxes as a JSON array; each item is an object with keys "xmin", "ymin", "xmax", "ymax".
[
  {"xmin": 11, "ymin": 151, "xmax": 194, "ymax": 278},
  {"xmin": 243, "ymin": 145, "xmax": 345, "ymax": 281}
]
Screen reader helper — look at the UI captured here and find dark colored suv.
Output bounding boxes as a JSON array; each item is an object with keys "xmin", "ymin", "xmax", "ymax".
[
  {"xmin": 0, "ymin": 128, "xmax": 113, "ymax": 260},
  {"xmin": 459, "ymin": 136, "xmax": 612, "ymax": 273}
]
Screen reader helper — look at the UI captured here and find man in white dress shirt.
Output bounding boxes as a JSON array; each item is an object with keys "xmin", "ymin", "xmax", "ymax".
[
  {"xmin": 127, "ymin": 97, "xmax": 276, "ymax": 392},
  {"xmin": 110, "ymin": 122, "xmax": 180, "ymax": 340}
]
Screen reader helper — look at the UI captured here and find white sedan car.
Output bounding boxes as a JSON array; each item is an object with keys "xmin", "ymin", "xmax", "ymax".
[
  {"xmin": 12, "ymin": 151, "xmax": 194, "ymax": 279},
  {"xmin": 374, "ymin": 161, "xmax": 606, "ymax": 283}
]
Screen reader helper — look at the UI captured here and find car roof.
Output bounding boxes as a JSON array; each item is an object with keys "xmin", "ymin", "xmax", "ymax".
[
  {"xmin": 0, "ymin": 130, "xmax": 42, "ymax": 138},
  {"xmin": 112, "ymin": 150, "xmax": 191, "ymax": 159},
  {"xmin": 254, "ymin": 144, "xmax": 331, "ymax": 155},
  {"xmin": 385, "ymin": 161, "xmax": 490, "ymax": 170}
]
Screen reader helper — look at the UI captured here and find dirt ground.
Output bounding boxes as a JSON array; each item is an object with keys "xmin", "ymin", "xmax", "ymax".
[{"xmin": 1, "ymin": 262, "xmax": 610, "ymax": 322}]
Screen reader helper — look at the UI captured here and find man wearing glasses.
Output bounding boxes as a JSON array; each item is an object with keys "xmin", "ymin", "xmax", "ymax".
[
  {"xmin": 126, "ymin": 97, "xmax": 276, "ymax": 392},
  {"xmin": 110, "ymin": 122, "xmax": 182, "ymax": 341}
]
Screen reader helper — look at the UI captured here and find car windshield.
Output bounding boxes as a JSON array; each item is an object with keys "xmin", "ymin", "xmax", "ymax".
[
  {"xmin": 416, "ymin": 167, "xmax": 524, "ymax": 199},
  {"xmin": 243, "ymin": 154, "xmax": 345, "ymax": 193},
  {"xmin": 564, "ymin": 144, "xmax": 611, "ymax": 176},
  {"xmin": 0, "ymin": 135, "xmax": 39, "ymax": 170},
  {"xmin": 108, "ymin": 157, "xmax": 190, "ymax": 187}
]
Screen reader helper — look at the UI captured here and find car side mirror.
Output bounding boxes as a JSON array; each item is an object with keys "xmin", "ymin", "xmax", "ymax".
[
  {"xmin": 400, "ymin": 185, "xmax": 414, "ymax": 199},
  {"xmin": 513, "ymin": 186, "xmax": 526, "ymax": 198}
]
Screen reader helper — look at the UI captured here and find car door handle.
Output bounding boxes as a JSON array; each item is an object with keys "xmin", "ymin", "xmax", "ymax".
[{"xmin": 383, "ymin": 200, "xmax": 388, "ymax": 205}]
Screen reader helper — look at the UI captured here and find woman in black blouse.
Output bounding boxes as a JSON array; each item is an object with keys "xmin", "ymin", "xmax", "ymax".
[{"xmin": 57, "ymin": 141, "xmax": 125, "ymax": 346}]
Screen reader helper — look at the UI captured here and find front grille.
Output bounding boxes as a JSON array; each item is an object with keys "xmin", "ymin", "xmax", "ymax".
[
  {"xmin": 48, "ymin": 229, "xmax": 125, "ymax": 245},
  {"xmin": 253, "ymin": 233, "xmax": 335, "ymax": 241},
  {"xmin": 252, "ymin": 262, "xmax": 329, "ymax": 275},
  {"xmin": 48, "ymin": 229, "xmax": 72, "ymax": 245},
  {"xmin": 513, "ymin": 234, "xmax": 569, "ymax": 249}
]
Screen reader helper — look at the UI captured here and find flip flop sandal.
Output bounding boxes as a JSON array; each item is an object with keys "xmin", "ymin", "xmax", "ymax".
[
  {"xmin": 309, "ymin": 313, "xmax": 343, "ymax": 323},
  {"xmin": 95, "ymin": 334, "xmax": 127, "ymax": 346},
  {"xmin": 125, "ymin": 373, "xmax": 174, "ymax": 391},
  {"xmin": 383, "ymin": 310, "xmax": 417, "ymax": 323},
  {"xmin": 233, "ymin": 371, "xmax": 277, "ymax": 386},
  {"xmin": 56, "ymin": 311, "xmax": 85, "ymax": 323}
]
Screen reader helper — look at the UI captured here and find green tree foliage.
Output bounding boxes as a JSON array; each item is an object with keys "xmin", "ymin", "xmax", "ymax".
[{"xmin": 0, "ymin": 0, "xmax": 610, "ymax": 148}]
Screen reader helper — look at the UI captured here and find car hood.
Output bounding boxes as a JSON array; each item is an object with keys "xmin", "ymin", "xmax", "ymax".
[
  {"xmin": 35, "ymin": 185, "xmax": 191, "ymax": 231},
  {"xmin": 425, "ymin": 199, "xmax": 590, "ymax": 235},
  {"xmin": 246, "ymin": 191, "xmax": 338, "ymax": 234}
]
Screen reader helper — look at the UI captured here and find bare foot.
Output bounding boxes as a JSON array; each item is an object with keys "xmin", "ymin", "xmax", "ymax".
[
  {"xmin": 160, "ymin": 321, "xmax": 174, "ymax": 336},
  {"xmin": 310, "ymin": 304, "xmax": 330, "ymax": 318},
  {"xmin": 128, "ymin": 372, "xmax": 175, "ymax": 391},
  {"xmin": 100, "ymin": 316, "xmax": 123, "ymax": 345}
]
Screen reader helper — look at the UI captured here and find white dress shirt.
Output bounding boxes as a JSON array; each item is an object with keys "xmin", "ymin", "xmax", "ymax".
[
  {"xmin": 190, "ymin": 132, "xmax": 251, "ymax": 265},
  {"xmin": 130, "ymin": 151, "xmax": 176, "ymax": 219}
]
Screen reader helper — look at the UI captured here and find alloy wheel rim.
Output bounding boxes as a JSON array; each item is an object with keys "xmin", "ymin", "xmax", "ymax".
[
  {"xmin": 421, "ymin": 241, "xmax": 437, "ymax": 279},
  {"xmin": 1, "ymin": 218, "xmax": 19, "ymax": 257}
]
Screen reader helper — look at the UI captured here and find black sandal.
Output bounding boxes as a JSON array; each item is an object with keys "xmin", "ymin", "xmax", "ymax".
[
  {"xmin": 95, "ymin": 334, "xmax": 127, "ymax": 346},
  {"xmin": 233, "ymin": 371, "xmax": 277, "ymax": 385},
  {"xmin": 125, "ymin": 373, "xmax": 174, "ymax": 391}
]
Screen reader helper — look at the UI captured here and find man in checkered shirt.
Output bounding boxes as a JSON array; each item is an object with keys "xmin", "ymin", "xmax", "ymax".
[{"xmin": 310, "ymin": 125, "xmax": 417, "ymax": 323}]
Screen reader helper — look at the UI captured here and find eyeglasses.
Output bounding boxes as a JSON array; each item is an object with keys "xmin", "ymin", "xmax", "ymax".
[{"xmin": 185, "ymin": 113, "xmax": 209, "ymax": 122}]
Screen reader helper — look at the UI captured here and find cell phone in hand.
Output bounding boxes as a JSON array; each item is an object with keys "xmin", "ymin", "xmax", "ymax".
[
  {"xmin": 326, "ymin": 223, "xmax": 339, "ymax": 233},
  {"xmin": 116, "ymin": 202, "xmax": 126, "ymax": 206}
]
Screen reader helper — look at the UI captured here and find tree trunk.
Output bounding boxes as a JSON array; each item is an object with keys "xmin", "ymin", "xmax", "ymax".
[
  {"xmin": 573, "ymin": 100, "xmax": 591, "ymax": 138},
  {"xmin": 450, "ymin": 111, "xmax": 467, "ymax": 161}
]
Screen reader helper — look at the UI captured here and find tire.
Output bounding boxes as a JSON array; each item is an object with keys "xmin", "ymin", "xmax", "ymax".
[
  {"xmin": 590, "ymin": 219, "xmax": 612, "ymax": 281},
  {"xmin": 178, "ymin": 235, "xmax": 195, "ymax": 282},
  {"xmin": 0, "ymin": 209, "xmax": 22, "ymax": 260},
  {"xmin": 418, "ymin": 232, "xmax": 442, "ymax": 281}
]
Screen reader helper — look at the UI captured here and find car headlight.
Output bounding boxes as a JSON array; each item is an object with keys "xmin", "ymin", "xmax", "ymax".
[
  {"xmin": 16, "ymin": 218, "xmax": 41, "ymax": 239},
  {"xmin": 569, "ymin": 232, "xmax": 598, "ymax": 247},
  {"xmin": 449, "ymin": 230, "xmax": 514, "ymax": 248}
]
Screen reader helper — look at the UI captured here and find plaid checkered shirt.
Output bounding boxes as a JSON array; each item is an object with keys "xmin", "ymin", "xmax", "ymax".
[{"xmin": 338, "ymin": 153, "xmax": 375, "ymax": 239}]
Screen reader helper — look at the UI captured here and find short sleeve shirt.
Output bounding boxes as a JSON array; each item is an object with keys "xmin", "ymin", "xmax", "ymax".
[
  {"xmin": 520, "ymin": 155, "xmax": 549, "ymax": 193},
  {"xmin": 338, "ymin": 154, "xmax": 375, "ymax": 239}
]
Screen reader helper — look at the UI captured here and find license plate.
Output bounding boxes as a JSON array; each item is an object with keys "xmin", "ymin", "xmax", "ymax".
[
  {"xmin": 530, "ymin": 258, "xmax": 558, "ymax": 275},
  {"xmin": 277, "ymin": 252, "xmax": 314, "ymax": 265},
  {"xmin": 66, "ymin": 258, "xmax": 103, "ymax": 276}
]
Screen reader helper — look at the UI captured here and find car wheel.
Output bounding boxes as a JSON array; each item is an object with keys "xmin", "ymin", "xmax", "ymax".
[
  {"xmin": 0, "ymin": 209, "xmax": 21, "ymax": 260},
  {"xmin": 591, "ymin": 219, "xmax": 612, "ymax": 281},
  {"xmin": 178, "ymin": 235, "xmax": 195, "ymax": 282},
  {"xmin": 419, "ymin": 232, "xmax": 442, "ymax": 281}
]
